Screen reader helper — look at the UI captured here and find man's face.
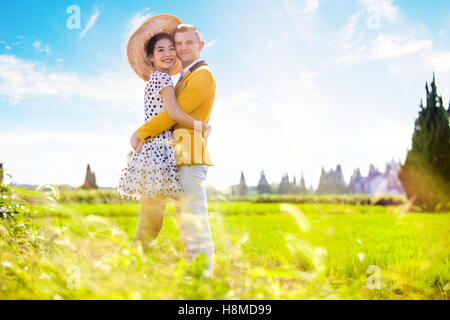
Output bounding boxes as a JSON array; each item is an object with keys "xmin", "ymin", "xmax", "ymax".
[{"xmin": 174, "ymin": 29, "xmax": 204, "ymax": 66}]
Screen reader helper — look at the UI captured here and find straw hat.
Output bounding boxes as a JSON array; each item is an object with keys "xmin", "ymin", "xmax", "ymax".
[{"xmin": 127, "ymin": 14, "xmax": 183, "ymax": 81}]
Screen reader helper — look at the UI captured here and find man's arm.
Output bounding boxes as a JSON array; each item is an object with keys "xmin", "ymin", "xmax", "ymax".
[{"xmin": 135, "ymin": 69, "xmax": 214, "ymax": 143}]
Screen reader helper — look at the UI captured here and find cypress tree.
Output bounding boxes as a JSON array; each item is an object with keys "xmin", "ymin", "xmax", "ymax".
[
  {"xmin": 256, "ymin": 170, "xmax": 272, "ymax": 194},
  {"xmin": 398, "ymin": 73, "xmax": 450, "ymax": 211},
  {"xmin": 335, "ymin": 164, "xmax": 347, "ymax": 193},
  {"xmin": 278, "ymin": 173, "xmax": 290, "ymax": 194},
  {"xmin": 317, "ymin": 165, "xmax": 347, "ymax": 194},
  {"xmin": 299, "ymin": 174, "xmax": 307, "ymax": 194},
  {"xmin": 317, "ymin": 167, "xmax": 326, "ymax": 194},
  {"xmin": 290, "ymin": 176, "xmax": 299, "ymax": 194},
  {"xmin": 347, "ymin": 168, "xmax": 362, "ymax": 194},
  {"xmin": 237, "ymin": 171, "xmax": 248, "ymax": 196}
]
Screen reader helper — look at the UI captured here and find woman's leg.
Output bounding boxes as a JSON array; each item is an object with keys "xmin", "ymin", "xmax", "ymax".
[{"xmin": 133, "ymin": 195, "xmax": 167, "ymax": 249}]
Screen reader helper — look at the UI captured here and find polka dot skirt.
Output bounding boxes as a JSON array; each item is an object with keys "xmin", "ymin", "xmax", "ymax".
[{"xmin": 117, "ymin": 71, "xmax": 183, "ymax": 200}]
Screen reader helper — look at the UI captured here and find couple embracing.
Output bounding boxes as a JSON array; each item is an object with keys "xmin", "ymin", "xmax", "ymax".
[{"xmin": 117, "ymin": 14, "xmax": 216, "ymax": 279}]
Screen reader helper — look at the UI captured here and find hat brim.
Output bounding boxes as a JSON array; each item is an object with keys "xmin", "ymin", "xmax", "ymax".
[{"xmin": 127, "ymin": 14, "xmax": 183, "ymax": 81}]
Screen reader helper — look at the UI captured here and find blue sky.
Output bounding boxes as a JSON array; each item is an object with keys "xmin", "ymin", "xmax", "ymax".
[{"xmin": 1, "ymin": 0, "xmax": 450, "ymax": 189}]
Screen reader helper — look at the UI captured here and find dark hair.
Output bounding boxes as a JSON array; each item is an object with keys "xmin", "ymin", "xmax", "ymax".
[{"xmin": 146, "ymin": 32, "xmax": 175, "ymax": 66}]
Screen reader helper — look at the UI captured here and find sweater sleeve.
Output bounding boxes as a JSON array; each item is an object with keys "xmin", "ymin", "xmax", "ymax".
[{"xmin": 135, "ymin": 69, "xmax": 214, "ymax": 143}]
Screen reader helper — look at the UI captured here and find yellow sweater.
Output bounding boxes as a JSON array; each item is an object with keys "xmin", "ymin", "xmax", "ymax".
[{"xmin": 136, "ymin": 64, "xmax": 216, "ymax": 166}]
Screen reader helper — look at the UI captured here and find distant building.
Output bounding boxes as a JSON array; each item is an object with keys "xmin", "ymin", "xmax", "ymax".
[{"xmin": 350, "ymin": 160, "xmax": 405, "ymax": 195}]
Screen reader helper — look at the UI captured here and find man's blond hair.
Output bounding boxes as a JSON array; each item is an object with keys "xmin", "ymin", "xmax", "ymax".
[{"xmin": 173, "ymin": 24, "xmax": 202, "ymax": 43}]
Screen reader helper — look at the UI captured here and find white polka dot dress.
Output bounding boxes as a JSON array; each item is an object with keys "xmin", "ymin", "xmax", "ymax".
[{"xmin": 117, "ymin": 71, "xmax": 183, "ymax": 200}]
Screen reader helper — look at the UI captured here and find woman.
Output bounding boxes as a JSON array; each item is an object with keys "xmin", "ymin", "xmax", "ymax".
[{"xmin": 117, "ymin": 31, "xmax": 210, "ymax": 245}]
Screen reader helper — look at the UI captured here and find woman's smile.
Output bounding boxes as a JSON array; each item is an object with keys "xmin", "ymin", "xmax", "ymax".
[{"xmin": 162, "ymin": 58, "xmax": 173, "ymax": 63}]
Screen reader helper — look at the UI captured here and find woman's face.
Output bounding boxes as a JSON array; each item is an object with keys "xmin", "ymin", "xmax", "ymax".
[{"xmin": 149, "ymin": 38, "xmax": 176, "ymax": 72}]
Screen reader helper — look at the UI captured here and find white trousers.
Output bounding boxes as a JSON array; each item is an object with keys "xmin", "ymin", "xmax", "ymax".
[{"xmin": 134, "ymin": 164, "xmax": 215, "ymax": 279}]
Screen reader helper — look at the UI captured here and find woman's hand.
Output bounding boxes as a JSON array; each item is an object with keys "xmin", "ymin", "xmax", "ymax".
[
  {"xmin": 131, "ymin": 131, "xmax": 144, "ymax": 153},
  {"xmin": 202, "ymin": 123, "xmax": 212, "ymax": 139},
  {"xmin": 135, "ymin": 140, "xmax": 143, "ymax": 153},
  {"xmin": 130, "ymin": 132, "xmax": 138, "ymax": 150}
]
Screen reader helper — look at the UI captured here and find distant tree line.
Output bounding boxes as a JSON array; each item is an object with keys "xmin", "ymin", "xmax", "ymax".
[
  {"xmin": 231, "ymin": 74, "xmax": 450, "ymax": 212},
  {"xmin": 232, "ymin": 170, "xmax": 312, "ymax": 196}
]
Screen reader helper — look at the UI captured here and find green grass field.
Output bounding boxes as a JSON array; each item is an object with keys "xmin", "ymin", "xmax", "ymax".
[{"xmin": 1, "ymin": 191, "xmax": 449, "ymax": 299}]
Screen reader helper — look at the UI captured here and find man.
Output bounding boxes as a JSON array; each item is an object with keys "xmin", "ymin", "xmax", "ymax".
[{"xmin": 130, "ymin": 24, "xmax": 216, "ymax": 279}]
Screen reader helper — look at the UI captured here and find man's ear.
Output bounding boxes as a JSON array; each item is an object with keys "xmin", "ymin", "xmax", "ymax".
[{"xmin": 199, "ymin": 41, "xmax": 205, "ymax": 51}]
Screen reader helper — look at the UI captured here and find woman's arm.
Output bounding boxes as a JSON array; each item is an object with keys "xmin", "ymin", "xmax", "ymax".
[{"xmin": 159, "ymin": 85, "xmax": 211, "ymax": 135}]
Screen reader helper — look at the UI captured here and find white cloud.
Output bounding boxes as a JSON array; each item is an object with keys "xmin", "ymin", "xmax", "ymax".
[
  {"xmin": 429, "ymin": 51, "xmax": 450, "ymax": 73},
  {"xmin": 5, "ymin": 46, "xmax": 11, "ymax": 50},
  {"xmin": 304, "ymin": 0, "xmax": 320, "ymax": 14},
  {"xmin": 32, "ymin": 40, "xmax": 51, "ymax": 54},
  {"xmin": 127, "ymin": 8, "xmax": 153, "ymax": 38},
  {"xmin": 80, "ymin": 6, "xmax": 100, "ymax": 39},
  {"xmin": 204, "ymin": 38, "xmax": 218, "ymax": 51},
  {"xmin": 358, "ymin": 0, "xmax": 399, "ymax": 21},
  {"xmin": 122, "ymin": 8, "xmax": 154, "ymax": 55},
  {"xmin": 341, "ymin": 12, "xmax": 361, "ymax": 50},
  {"xmin": 255, "ymin": 0, "xmax": 320, "ymax": 16},
  {"xmin": 335, "ymin": 1, "xmax": 450, "ymax": 98},
  {"xmin": 368, "ymin": 35, "xmax": 432, "ymax": 60},
  {"xmin": 0, "ymin": 128, "xmax": 136, "ymax": 187},
  {"xmin": 339, "ymin": 35, "xmax": 432, "ymax": 64},
  {"xmin": 249, "ymin": 0, "xmax": 327, "ymax": 55},
  {"xmin": 339, "ymin": 0, "xmax": 401, "ymax": 54},
  {"xmin": 100, "ymin": 115, "xmax": 112, "ymax": 129},
  {"xmin": 0, "ymin": 54, "xmax": 144, "ymax": 110},
  {"xmin": 336, "ymin": 0, "xmax": 450, "ymax": 95}
]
